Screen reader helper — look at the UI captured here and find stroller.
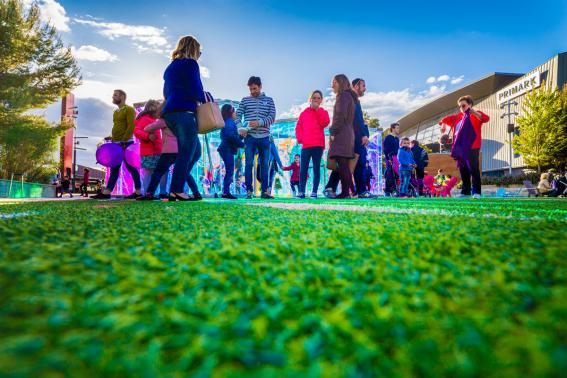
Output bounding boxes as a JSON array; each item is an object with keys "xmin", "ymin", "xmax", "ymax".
[{"xmin": 384, "ymin": 159, "xmax": 399, "ymax": 196}]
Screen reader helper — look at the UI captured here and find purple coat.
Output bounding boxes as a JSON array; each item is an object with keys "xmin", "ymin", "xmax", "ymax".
[{"xmin": 328, "ymin": 90, "xmax": 357, "ymax": 159}]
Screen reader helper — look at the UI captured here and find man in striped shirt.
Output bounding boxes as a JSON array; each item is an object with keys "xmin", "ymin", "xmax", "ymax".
[{"xmin": 237, "ymin": 76, "xmax": 277, "ymax": 199}]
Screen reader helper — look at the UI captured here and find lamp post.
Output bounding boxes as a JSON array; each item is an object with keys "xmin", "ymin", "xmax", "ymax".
[{"xmin": 500, "ymin": 100, "xmax": 518, "ymax": 176}]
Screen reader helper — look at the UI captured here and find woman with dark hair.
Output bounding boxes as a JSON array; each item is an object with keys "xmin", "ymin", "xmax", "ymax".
[
  {"xmin": 218, "ymin": 104, "xmax": 245, "ymax": 199},
  {"xmin": 295, "ymin": 90, "xmax": 330, "ymax": 198},
  {"xmin": 328, "ymin": 74, "xmax": 357, "ymax": 199}
]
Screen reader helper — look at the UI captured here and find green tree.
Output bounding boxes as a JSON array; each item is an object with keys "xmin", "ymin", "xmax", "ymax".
[
  {"xmin": 363, "ymin": 111, "xmax": 380, "ymax": 130},
  {"xmin": 512, "ymin": 84, "xmax": 567, "ymax": 173},
  {"xmin": 0, "ymin": 0, "xmax": 80, "ymax": 181}
]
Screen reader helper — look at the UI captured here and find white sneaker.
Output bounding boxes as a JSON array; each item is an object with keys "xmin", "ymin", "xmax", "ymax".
[{"xmin": 472, "ymin": 194, "xmax": 481, "ymax": 199}]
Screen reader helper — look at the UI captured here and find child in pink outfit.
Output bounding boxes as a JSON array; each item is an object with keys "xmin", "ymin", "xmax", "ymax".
[{"xmin": 137, "ymin": 119, "xmax": 179, "ymax": 200}]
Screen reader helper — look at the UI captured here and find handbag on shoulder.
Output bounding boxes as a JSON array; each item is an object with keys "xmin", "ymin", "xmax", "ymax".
[{"xmin": 197, "ymin": 91, "xmax": 224, "ymax": 134}]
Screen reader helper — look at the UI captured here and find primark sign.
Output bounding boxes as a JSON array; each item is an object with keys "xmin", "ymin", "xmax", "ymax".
[{"xmin": 496, "ymin": 72, "xmax": 541, "ymax": 105}]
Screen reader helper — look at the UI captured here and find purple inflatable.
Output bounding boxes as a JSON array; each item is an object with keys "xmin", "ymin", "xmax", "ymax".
[
  {"xmin": 96, "ymin": 143, "xmax": 124, "ymax": 168},
  {"xmin": 124, "ymin": 143, "xmax": 141, "ymax": 169}
]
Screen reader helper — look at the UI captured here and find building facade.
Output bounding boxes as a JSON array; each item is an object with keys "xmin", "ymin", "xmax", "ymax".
[{"xmin": 398, "ymin": 52, "xmax": 567, "ymax": 175}]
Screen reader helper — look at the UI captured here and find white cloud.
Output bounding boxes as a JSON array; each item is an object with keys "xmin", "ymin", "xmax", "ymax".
[
  {"xmin": 74, "ymin": 18, "xmax": 170, "ymax": 54},
  {"xmin": 71, "ymin": 45, "xmax": 118, "ymax": 62},
  {"xmin": 73, "ymin": 79, "xmax": 164, "ymax": 106},
  {"xmin": 23, "ymin": 0, "xmax": 70, "ymax": 32},
  {"xmin": 426, "ymin": 76, "xmax": 436, "ymax": 84},
  {"xmin": 451, "ymin": 75, "xmax": 465, "ymax": 85},
  {"xmin": 437, "ymin": 74, "xmax": 450, "ymax": 82}
]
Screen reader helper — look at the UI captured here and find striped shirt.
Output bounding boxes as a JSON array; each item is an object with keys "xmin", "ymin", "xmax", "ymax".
[{"xmin": 235, "ymin": 93, "xmax": 276, "ymax": 138}]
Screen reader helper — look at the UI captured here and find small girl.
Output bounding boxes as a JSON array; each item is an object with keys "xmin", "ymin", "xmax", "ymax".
[
  {"xmin": 137, "ymin": 117, "xmax": 178, "ymax": 200},
  {"xmin": 283, "ymin": 154, "xmax": 301, "ymax": 196}
]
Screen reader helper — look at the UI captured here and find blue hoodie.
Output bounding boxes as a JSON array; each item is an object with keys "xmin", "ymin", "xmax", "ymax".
[
  {"xmin": 218, "ymin": 118, "xmax": 245, "ymax": 155},
  {"xmin": 397, "ymin": 147, "xmax": 416, "ymax": 171}
]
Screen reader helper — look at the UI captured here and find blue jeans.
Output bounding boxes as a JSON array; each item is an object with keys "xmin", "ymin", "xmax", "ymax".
[
  {"xmin": 299, "ymin": 147, "xmax": 323, "ymax": 194},
  {"xmin": 186, "ymin": 138, "xmax": 201, "ymax": 196},
  {"xmin": 245, "ymin": 136, "xmax": 270, "ymax": 193},
  {"xmin": 164, "ymin": 112, "xmax": 198, "ymax": 193},
  {"xmin": 106, "ymin": 141, "xmax": 141, "ymax": 192},
  {"xmin": 219, "ymin": 150, "xmax": 235, "ymax": 195},
  {"xmin": 147, "ymin": 153, "xmax": 176, "ymax": 196},
  {"xmin": 400, "ymin": 170, "xmax": 411, "ymax": 195}
]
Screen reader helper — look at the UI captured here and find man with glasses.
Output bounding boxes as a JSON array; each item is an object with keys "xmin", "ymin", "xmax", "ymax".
[{"xmin": 439, "ymin": 95, "xmax": 489, "ymax": 199}]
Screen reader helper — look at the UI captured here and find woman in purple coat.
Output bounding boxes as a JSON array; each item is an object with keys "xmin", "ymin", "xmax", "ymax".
[{"xmin": 328, "ymin": 74, "xmax": 357, "ymax": 199}]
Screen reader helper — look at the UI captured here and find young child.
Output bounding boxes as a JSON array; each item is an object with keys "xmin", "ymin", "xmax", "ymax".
[
  {"xmin": 283, "ymin": 154, "xmax": 301, "ymax": 196},
  {"xmin": 435, "ymin": 169, "xmax": 446, "ymax": 186},
  {"xmin": 137, "ymin": 118, "xmax": 178, "ymax": 200},
  {"xmin": 60, "ymin": 176, "xmax": 73, "ymax": 198},
  {"xmin": 397, "ymin": 137, "xmax": 416, "ymax": 197}
]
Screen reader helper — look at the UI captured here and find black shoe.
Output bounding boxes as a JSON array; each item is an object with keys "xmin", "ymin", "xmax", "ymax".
[
  {"xmin": 189, "ymin": 194, "xmax": 203, "ymax": 201},
  {"xmin": 159, "ymin": 194, "xmax": 169, "ymax": 200},
  {"xmin": 297, "ymin": 193, "xmax": 305, "ymax": 199},
  {"xmin": 261, "ymin": 192, "xmax": 275, "ymax": 199},
  {"xmin": 168, "ymin": 193, "xmax": 192, "ymax": 202},
  {"xmin": 222, "ymin": 193, "xmax": 238, "ymax": 199},
  {"xmin": 136, "ymin": 194, "xmax": 156, "ymax": 201},
  {"xmin": 90, "ymin": 192, "xmax": 111, "ymax": 199},
  {"xmin": 125, "ymin": 192, "xmax": 141, "ymax": 200},
  {"xmin": 310, "ymin": 193, "xmax": 318, "ymax": 199}
]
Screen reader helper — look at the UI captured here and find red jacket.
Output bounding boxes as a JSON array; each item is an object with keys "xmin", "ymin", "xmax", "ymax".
[
  {"xmin": 295, "ymin": 107, "xmax": 330, "ymax": 149},
  {"xmin": 283, "ymin": 162, "xmax": 300, "ymax": 182},
  {"xmin": 440, "ymin": 111, "xmax": 490, "ymax": 150},
  {"xmin": 134, "ymin": 114, "xmax": 163, "ymax": 156}
]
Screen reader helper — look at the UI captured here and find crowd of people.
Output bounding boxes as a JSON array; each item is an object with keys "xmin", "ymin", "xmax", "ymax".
[{"xmin": 85, "ymin": 34, "xmax": 563, "ymax": 201}]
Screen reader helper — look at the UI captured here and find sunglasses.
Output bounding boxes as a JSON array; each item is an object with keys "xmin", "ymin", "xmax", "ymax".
[{"xmin": 459, "ymin": 104, "xmax": 468, "ymax": 109}]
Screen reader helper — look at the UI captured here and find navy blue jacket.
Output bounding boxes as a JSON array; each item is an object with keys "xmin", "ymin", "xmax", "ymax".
[
  {"xmin": 383, "ymin": 134, "xmax": 400, "ymax": 160},
  {"xmin": 411, "ymin": 145, "xmax": 429, "ymax": 169},
  {"xmin": 162, "ymin": 58, "xmax": 206, "ymax": 115},
  {"xmin": 218, "ymin": 119, "xmax": 245, "ymax": 155},
  {"xmin": 354, "ymin": 102, "xmax": 369, "ymax": 152}
]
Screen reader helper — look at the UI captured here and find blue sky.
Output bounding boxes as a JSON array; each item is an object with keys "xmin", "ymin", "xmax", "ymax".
[{"xmin": 29, "ymin": 0, "xmax": 567, "ymax": 166}]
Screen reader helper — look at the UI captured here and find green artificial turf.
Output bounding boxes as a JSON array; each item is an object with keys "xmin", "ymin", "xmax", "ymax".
[{"xmin": 0, "ymin": 198, "xmax": 566, "ymax": 377}]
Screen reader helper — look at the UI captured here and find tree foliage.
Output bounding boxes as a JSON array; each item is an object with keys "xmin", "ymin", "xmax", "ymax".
[
  {"xmin": 363, "ymin": 111, "xmax": 380, "ymax": 130},
  {"xmin": 512, "ymin": 84, "xmax": 567, "ymax": 173},
  {"xmin": 0, "ymin": 0, "xmax": 80, "ymax": 182}
]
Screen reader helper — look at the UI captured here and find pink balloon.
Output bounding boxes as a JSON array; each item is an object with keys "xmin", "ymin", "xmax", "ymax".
[
  {"xmin": 96, "ymin": 143, "xmax": 124, "ymax": 168},
  {"xmin": 124, "ymin": 143, "xmax": 141, "ymax": 169}
]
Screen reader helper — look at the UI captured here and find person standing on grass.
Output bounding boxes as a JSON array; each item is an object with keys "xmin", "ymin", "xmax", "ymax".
[
  {"xmin": 397, "ymin": 137, "xmax": 416, "ymax": 197},
  {"xmin": 134, "ymin": 100, "xmax": 168, "ymax": 198},
  {"xmin": 351, "ymin": 78, "xmax": 374, "ymax": 199},
  {"xmin": 328, "ymin": 74, "xmax": 357, "ymax": 199},
  {"xmin": 295, "ymin": 90, "xmax": 330, "ymax": 199},
  {"xmin": 410, "ymin": 140, "xmax": 429, "ymax": 196},
  {"xmin": 439, "ymin": 95, "xmax": 489, "ymax": 199},
  {"xmin": 137, "ymin": 117, "xmax": 178, "ymax": 201},
  {"xmin": 91, "ymin": 90, "xmax": 142, "ymax": 200},
  {"xmin": 80, "ymin": 168, "xmax": 90, "ymax": 197},
  {"xmin": 160, "ymin": 35, "xmax": 206, "ymax": 201},
  {"xmin": 236, "ymin": 76, "xmax": 277, "ymax": 199},
  {"xmin": 383, "ymin": 122, "xmax": 401, "ymax": 196},
  {"xmin": 218, "ymin": 104, "xmax": 245, "ymax": 199},
  {"xmin": 283, "ymin": 154, "xmax": 301, "ymax": 196}
]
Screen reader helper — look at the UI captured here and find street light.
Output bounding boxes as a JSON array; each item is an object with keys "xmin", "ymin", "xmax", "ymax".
[{"xmin": 500, "ymin": 100, "xmax": 518, "ymax": 176}]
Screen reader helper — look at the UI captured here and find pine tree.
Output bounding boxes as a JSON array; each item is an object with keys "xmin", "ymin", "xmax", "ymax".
[
  {"xmin": 0, "ymin": 0, "xmax": 80, "ymax": 181},
  {"xmin": 512, "ymin": 84, "xmax": 566, "ymax": 173}
]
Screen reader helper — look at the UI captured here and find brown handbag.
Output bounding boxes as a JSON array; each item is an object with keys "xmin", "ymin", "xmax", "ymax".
[{"xmin": 197, "ymin": 92, "xmax": 224, "ymax": 134}]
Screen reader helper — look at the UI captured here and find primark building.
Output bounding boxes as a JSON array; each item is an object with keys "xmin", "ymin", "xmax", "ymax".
[{"xmin": 398, "ymin": 52, "xmax": 567, "ymax": 176}]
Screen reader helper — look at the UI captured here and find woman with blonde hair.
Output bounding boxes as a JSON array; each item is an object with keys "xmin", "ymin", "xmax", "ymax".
[
  {"xmin": 328, "ymin": 74, "xmax": 357, "ymax": 199},
  {"xmin": 161, "ymin": 35, "xmax": 207, "ymax": 201}
]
